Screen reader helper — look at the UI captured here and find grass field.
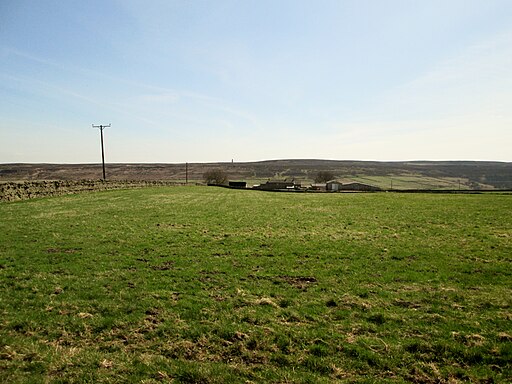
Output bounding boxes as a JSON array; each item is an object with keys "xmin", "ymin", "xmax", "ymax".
[{"xmin": 1, "ymin": 186, "xmax": 511, "ymax": 383}]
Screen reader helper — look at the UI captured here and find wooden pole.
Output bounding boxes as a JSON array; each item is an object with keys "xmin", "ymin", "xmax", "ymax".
[{"xmin": 92, "ymin": 124, "xmax": 111, "ymax": 181}]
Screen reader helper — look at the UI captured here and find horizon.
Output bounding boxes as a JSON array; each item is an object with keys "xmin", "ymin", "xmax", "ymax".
[
  {"xmin": 1, "ymin": 158, "xmax": 511, "ymax": 166},
  {"xmin": 1, "ymin": 1, "xmax": 512, "ymax": 163}
]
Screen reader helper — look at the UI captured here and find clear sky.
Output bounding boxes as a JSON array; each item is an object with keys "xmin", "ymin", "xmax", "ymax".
[{"xmin": 1, "ymin": 0, "xmax": 511, "ymax": 163}]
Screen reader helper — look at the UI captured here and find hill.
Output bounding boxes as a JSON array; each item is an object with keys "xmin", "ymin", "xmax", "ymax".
[{"xmin": 1, "ymin": 160, "xmax": 511, "ymax": 189}]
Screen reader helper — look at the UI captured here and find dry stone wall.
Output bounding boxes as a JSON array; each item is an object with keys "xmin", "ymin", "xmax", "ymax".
[{"xmin": 0, "ymin": 180, "xmax": 182, "ymax": 202}]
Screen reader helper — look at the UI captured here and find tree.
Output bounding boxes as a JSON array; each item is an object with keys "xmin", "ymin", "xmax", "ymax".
[
  {"xmin": 203, "ymin": 168, "xmax": 228, "ymax": 185},
  {"xmin": 314, "ymin": 171, "xmax": 335, "ymax": 183}
]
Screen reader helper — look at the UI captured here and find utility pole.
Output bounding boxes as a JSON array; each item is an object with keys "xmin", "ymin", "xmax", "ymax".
[
  {"xmin": 186, "ymin": 162, "xmax": 188, "ymax": 184},
  {"xmin": 92, "ymin": 124, "xmax": 111, "ymax": 181}
]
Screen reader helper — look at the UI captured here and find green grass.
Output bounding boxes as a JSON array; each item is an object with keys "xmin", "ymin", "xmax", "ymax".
[{"xmin": 1, "ymin": 186, "xmax": 511, "ymax": 383}]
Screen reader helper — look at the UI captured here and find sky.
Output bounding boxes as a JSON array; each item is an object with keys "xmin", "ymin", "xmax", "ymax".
[{"xmin": 1, "ymin": 0, "xmax": 511, "ymax": 163}]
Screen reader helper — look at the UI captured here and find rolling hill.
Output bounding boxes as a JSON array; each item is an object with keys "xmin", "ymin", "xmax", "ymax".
[{"xmin": 1, "ymin": 160, "xmax": 511, "ymax": 189}]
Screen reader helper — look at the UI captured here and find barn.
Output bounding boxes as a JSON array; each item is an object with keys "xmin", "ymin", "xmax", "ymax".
[
  {"xmin": 326, "ymin": 181, "xmax": 342, "ymax": 191},
  {"xmin": 340, "ymin": 182, "xmax": 381, "ymax": 191},
  {"xmin": 228, "ymin": 181, "xmax": 247, "ymax": 189},
  {"xmin": 254, "ymin": 180, "xmax": 295, "ymax": 191}
]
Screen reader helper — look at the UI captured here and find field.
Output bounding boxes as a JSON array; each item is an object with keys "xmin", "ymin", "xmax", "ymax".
[{"xmin": 1, "ymin": 186, "xmax": 511, "ymax": 383}]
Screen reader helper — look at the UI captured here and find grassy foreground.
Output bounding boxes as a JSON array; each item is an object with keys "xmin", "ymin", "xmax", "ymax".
[{"xmin": 0, "ymin": 186, "xmax": 511, "ymax": 383}]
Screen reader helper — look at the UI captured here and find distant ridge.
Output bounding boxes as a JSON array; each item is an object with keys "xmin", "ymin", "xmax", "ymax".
[{"xmin": 1, "ymin": 160, "xmax": 511, "ymax": 189}]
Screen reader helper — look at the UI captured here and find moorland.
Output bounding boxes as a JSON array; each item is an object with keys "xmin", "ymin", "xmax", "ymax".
[{"xmin": 1, "ymin": 160, "xmax": 512, "ymax": 190}]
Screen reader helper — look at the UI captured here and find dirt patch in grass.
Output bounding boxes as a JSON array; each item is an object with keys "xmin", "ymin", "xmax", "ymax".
[
  {"xmin": 151, "ymin": 261, "xmax": 175, "ymax": 271},
  {"xmin": 278, "ymin": 276, "xmax": 317, "ymax": 290},
  {"xmin": 46, "ymin": 248, "xmax": 81, "ymax": 254}
]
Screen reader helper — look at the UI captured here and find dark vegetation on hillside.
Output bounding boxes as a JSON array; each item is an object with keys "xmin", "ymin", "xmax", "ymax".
[{"xmin": 1, "ymin": 160, "xmax": 511, "ymax": 189}]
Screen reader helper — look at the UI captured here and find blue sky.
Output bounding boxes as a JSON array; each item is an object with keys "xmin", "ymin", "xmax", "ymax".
[{"xmin": 1, "ymin": 0, "xmax": 511, "ymax": 163}]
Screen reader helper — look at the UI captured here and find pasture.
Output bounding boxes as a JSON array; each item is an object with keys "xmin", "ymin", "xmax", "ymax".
[{"xmin": 0, "ymin": 187, "xmax": 511, "ymax": 383}]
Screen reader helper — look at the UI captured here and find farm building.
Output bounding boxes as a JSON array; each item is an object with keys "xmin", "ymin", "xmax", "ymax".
[
  {"xmin": 228, "ymin": 181, "xmax": 247, "ymax": 189},
  {"xmin": 254, "ymin": 180, "xmax": 296, "ymax": 191},
  {"xmin": 310, "ymin": 183, "xmax": 327, "ymax": 191},
  {"xmin": 326, "ymin": 181, "xmax": 342, "ymax": 191},
  {"xmin": 340, "ymin": 182, "xmax": 381, "ymax": 191}
]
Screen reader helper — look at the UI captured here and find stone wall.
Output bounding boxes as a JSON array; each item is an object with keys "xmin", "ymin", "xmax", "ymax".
[{"xmin": 0, "ymin": 180, "xmax": 184, "ymax": 202}]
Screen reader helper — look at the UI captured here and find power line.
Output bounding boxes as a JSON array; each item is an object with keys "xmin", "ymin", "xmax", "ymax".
[{"xmin": 92, "ymin": 124, "xmax": 111, "ymax": 180}]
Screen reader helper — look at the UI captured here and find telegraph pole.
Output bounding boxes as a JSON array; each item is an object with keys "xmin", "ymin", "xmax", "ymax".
[{"xmin": 92, "ymin": 124, "xmax": 111, "ymax": 180}]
